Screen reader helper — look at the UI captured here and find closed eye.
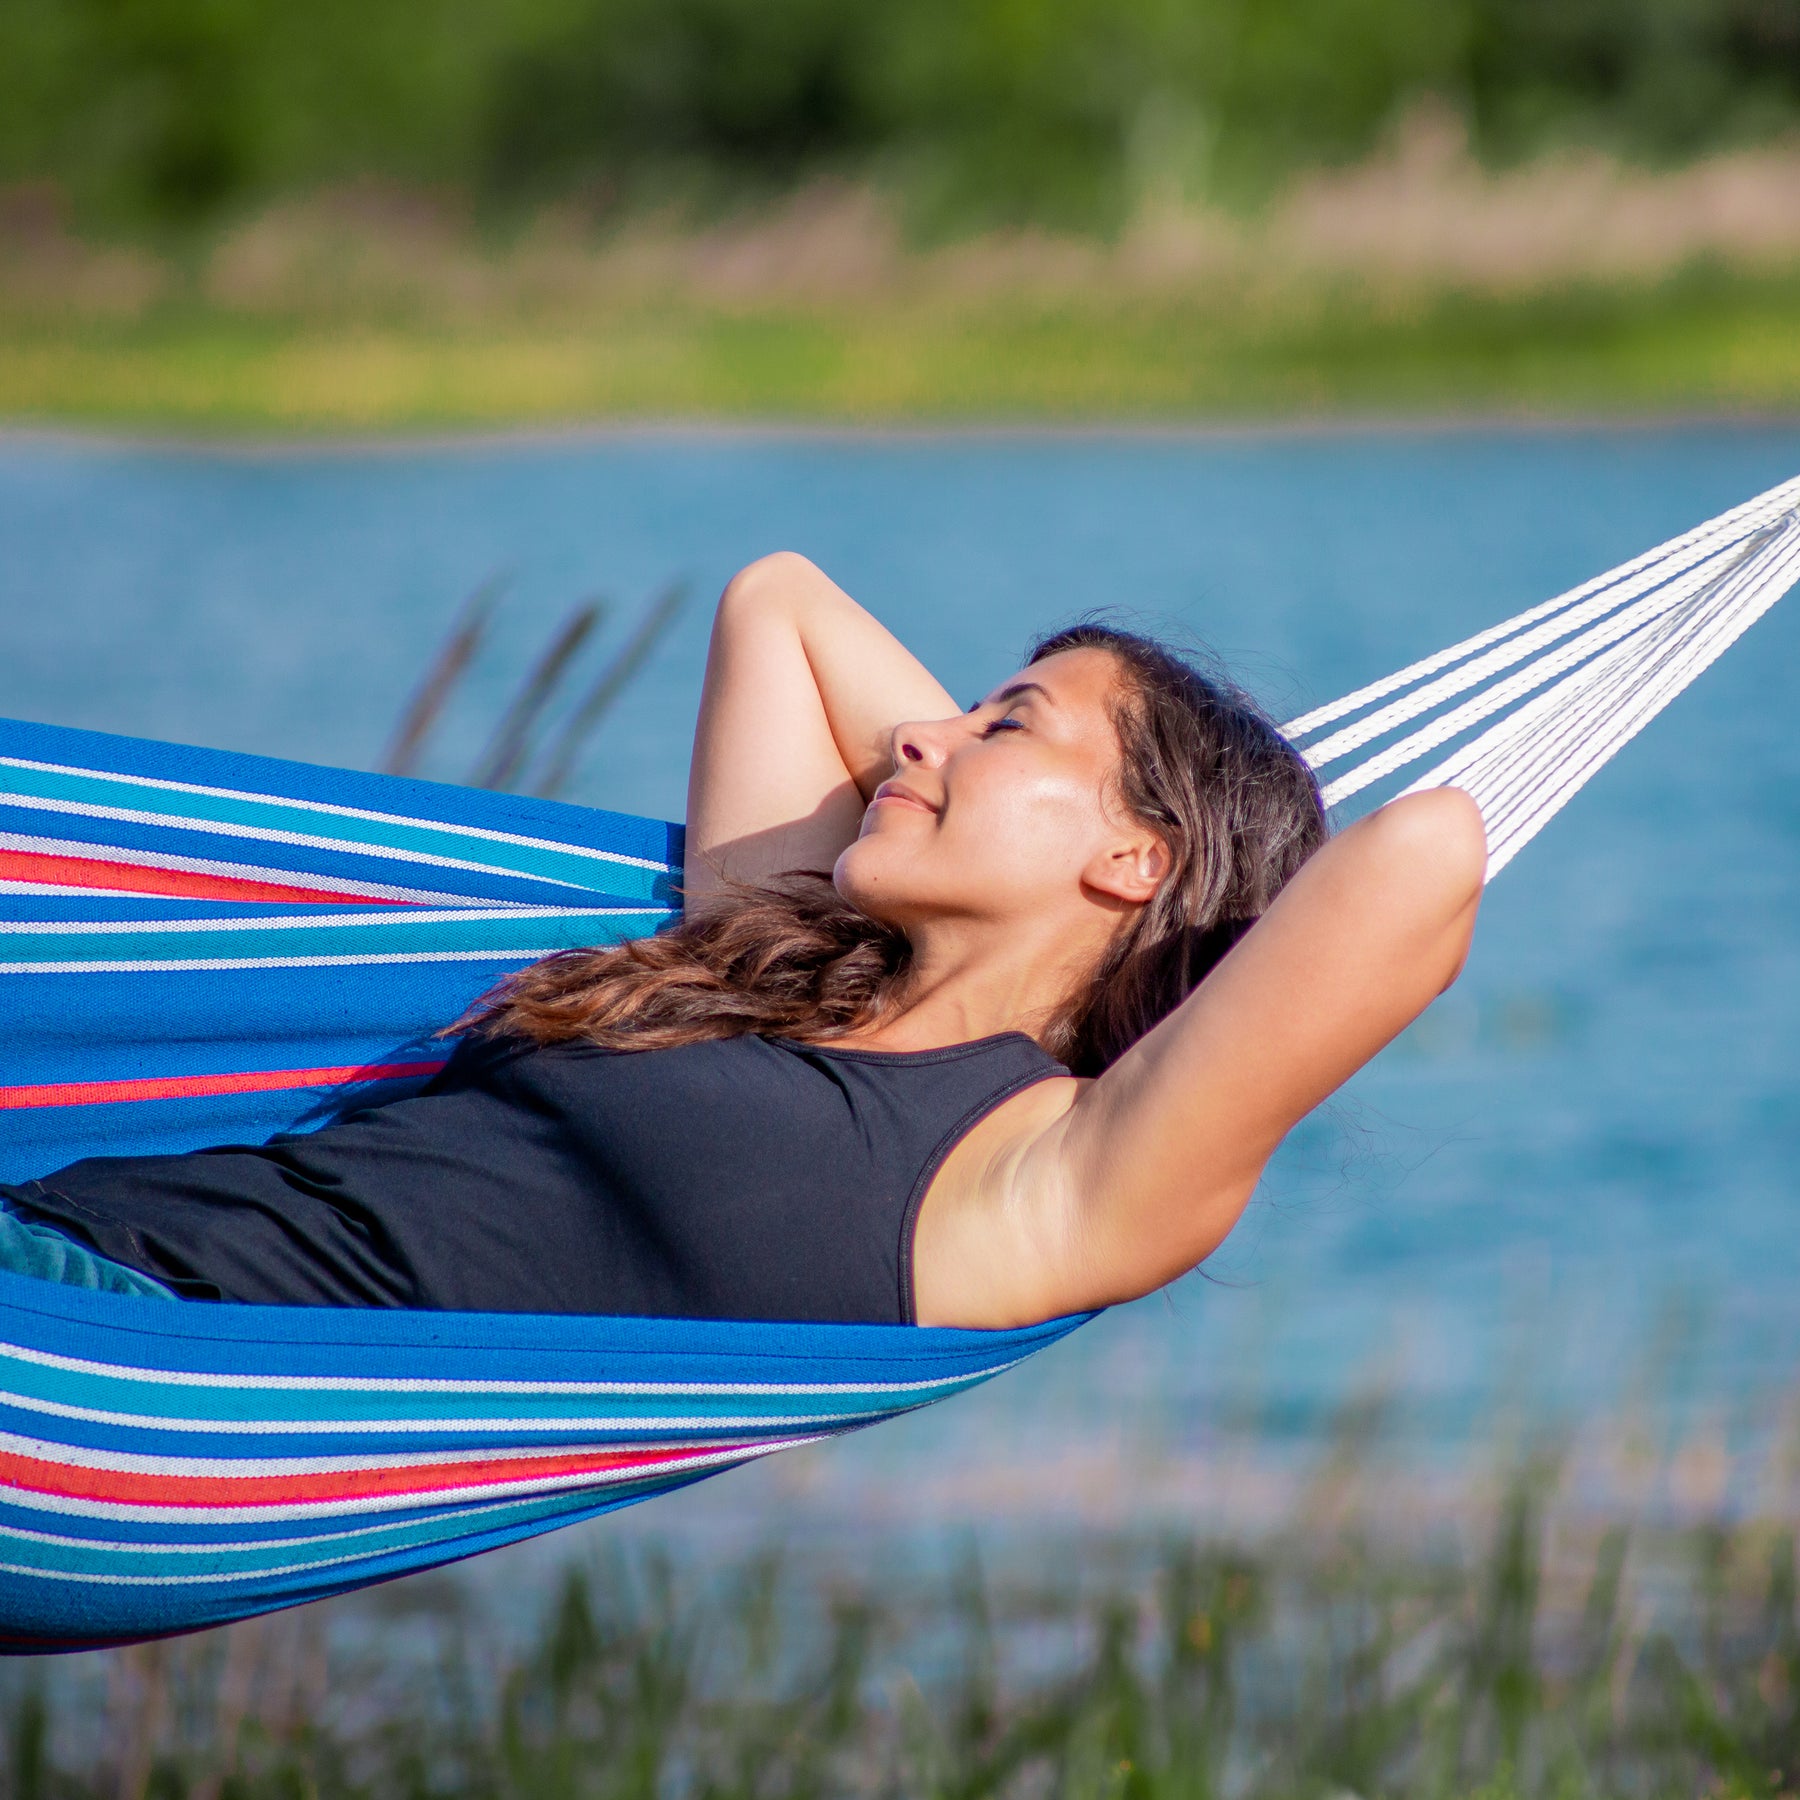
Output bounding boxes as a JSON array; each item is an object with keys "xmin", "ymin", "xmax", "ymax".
[{"xmin": 982, "ymin": 716, "xmax": 1026, "ymax": 736}]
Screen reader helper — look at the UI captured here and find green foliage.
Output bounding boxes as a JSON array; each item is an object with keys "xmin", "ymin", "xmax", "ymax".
[
  {"xmin": 484, "ymin": 0, "xmax": 876, "ymax": 210},
  {"xmin": 860, "ymin": 0, "xmax": 1219, "ymax": 232},
  {"xmin": 0, "ymin": 0, "xmax": 1797, "ymax": 233},
  {"xmin": 0, "ymin": 0, "xmax": 534, "ymax": 224},
  {"xmin": 1464, "ymin": 0, "xmax": 1800, "ymax": 163},
  {"xmin": 12, "ymin": 1485, "xmax": 1800, "ymax": 1800}
]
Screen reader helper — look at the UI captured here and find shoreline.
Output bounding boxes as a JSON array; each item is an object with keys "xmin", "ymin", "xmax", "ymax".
[
  {"xmin": 4, "ymin": 265, "xmax": 1796, "ymax": 441},
  {"xmin": 6, "ymin": 407, "xmax": 1800, "ymax": 459}
]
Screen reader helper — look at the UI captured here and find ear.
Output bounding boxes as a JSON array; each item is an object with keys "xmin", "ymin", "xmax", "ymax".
[{"xmin": 1082, "ymin": 831, "xmax": 1171, "ymax": 907}]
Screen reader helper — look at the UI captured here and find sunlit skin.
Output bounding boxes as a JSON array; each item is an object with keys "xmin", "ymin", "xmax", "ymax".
[
  {"xmin": 833, "ymin": 651, "xmax": 1170, "ymax": 1057},
  {"xmin": 686, "ymin": 551, "xmax": 1486, "ymax": 1329}
]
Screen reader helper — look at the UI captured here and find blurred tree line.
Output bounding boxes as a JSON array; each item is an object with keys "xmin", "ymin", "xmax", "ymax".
[{"xmin": 3, "ymin": 0, "xmax": 1798, "ymax": 235}]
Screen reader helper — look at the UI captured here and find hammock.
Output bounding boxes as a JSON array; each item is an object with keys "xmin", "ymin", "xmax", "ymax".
[{"xmin": 2, "ymin": 473, "xmax": 1796, "ymax": 1653}]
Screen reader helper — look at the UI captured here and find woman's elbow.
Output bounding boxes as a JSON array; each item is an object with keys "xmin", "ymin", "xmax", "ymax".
[
  {"xmin": 1359, "ymin": 787, "xmax": 1487, "ymax": 991},
  {"xmin": 1371, "ymin": 786, "xmax": 1488, "ymax": 904},
  {"xmin": 716, "ymin": 551, "xmax": 820, "ymax": 631}
]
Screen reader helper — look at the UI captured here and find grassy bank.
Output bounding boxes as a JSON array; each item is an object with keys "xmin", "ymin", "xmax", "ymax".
[
  {"xmin": 10, "ymin": 1473, "xmax": 1800, "ymax": 1799},
  {"xmin": 4, "ymin": 270, "xmax": 1799, "ymax": 433}
]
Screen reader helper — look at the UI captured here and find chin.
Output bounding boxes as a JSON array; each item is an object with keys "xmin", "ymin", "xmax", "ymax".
[{"xmin": 833, "ymin": 837, "xmax": 925, "ymax": 929}]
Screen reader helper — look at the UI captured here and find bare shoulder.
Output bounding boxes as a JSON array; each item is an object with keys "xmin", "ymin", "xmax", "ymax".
[{"xmin": 911, "ymin": 1073, "xmax": 1088, "ymax": 1329}]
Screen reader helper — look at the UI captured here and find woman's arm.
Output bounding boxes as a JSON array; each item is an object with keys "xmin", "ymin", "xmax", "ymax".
[
  {"xmin": 684, "ymin": 554, "xmax": 957, "ymax": 904},
  {"xmin": 920, "ymin": 786, "xmax": 1488, "ymax": 1325}
]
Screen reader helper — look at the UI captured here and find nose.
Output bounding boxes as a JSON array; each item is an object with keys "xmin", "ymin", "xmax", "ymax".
[{"xmin": 889, "ymin": 713, "xmax": 959, "ymax": 769}]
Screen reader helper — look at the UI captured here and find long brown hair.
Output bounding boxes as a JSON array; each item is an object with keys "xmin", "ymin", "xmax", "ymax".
[{"xmin": 461, "ymin": 624, "xmax": 1329, "ymax": 1076}]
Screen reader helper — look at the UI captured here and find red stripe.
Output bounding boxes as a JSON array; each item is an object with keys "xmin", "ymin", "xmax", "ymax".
[
  {"xmin": 0, "ymin": 1061, "xmax": 447, "ymax": 1111},
  {"xmin": 0, "ymin": 847, "xmax": 408, "ymax": 907},
  {"xmin": 0, "ymin": 1442, "xmax": 740, "ymax": 1509}
]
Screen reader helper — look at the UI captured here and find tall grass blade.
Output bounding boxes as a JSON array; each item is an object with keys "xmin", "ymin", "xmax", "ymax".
[
  {"xmin": 530, "ymin": 580, "xmax": 689, "ymax": 800},
  {"xmin": 467, "ymin": 600, "xmax": 604, "ymax": 791},
  {"xmin": 380, "ymin": 573, "xmax": 506, "ymax": 778}
]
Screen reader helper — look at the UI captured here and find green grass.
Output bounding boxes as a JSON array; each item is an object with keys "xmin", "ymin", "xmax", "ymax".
[
  {"xmin": 11, "ymin": 1471, "xmax": 1800, "ymax": 1799},
  {"xmin": 3, "ymin": 270, "xmax": 1798, "ymax": 432}
]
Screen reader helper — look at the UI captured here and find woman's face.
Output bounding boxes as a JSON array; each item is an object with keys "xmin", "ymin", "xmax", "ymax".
[{"xmin": 835, "ymin": 647, "xmax": 1164, "ymax": 937}]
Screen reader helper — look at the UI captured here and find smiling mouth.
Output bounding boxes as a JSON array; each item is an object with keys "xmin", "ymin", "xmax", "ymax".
[{"xmin": 871, "ymin": 785, "xmax": 937, "ymax": 815}]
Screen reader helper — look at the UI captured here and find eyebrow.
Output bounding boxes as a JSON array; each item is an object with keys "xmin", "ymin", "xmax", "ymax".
[{"xmin": 969, "ymin": 680, "xmax": 1052, "ymax": 712}]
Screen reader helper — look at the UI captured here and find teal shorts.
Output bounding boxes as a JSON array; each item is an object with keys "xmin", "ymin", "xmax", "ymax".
[{"xmin": 0, "ymin": 1192, "xmax": 177, "ymax": 1299}]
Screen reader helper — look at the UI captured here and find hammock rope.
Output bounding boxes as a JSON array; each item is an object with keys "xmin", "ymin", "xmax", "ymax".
[
  {"xmin": 1, "ymin": 474, "xmax": 1796, "ymax": 1651},
  {"xmin": 1285, "ymin": 473, "xmax": 1800, "ymax": 873}
]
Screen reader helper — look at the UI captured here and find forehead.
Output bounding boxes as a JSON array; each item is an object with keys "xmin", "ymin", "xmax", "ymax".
[{"xmin": 982, "ymin": 645, "xmax": 1122, "ymax": 710}]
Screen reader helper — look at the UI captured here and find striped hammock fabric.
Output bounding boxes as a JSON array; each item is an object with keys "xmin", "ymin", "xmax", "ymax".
[
  {"xmin": 0, "ymin": 718, "xmax": 1083, "ymax": 1651},
  {"xmin": 2, "ymin": 472, "xmax": 1796, "ymax": 1652}
]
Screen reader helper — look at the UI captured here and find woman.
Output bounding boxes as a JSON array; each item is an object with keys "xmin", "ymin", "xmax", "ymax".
[{"xmin": 0, "ymin": 554, "xmax": 1486, "ymax": 1327}]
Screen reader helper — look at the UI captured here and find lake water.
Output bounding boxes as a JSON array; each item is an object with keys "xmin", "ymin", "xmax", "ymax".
[{"xmin": 5, "ymin": 422, "xmax": 1800, "ymax": 1558}]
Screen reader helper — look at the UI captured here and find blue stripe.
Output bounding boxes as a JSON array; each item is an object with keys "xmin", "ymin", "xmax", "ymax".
[
  {"xmin": 0, "ymin": 1485, "xmax": 668, "ymax": 1549},
  {"xmin": 0, "ymin": 896, "xmax": 372, "ymax": 923},
  {"xmin": 0, "ymin": 716, "xmax": 685, "ymax": 872},
  {"xmin": 0, "ymin": 1408, "xmax": 919, "ymax": 1463},
  {"xmin": 0, "ymin": 1478, "xmax": 707, "ymax": 1580},
  {"xmin": 0, "ymin": 767, "xmax": 677, "ymax": 896},
  {"xmin": 0, "ymin": 761, "xmax": 670, "ymax": 869},
  {"xmin": 0, "ymin": 961, "xmax": 548, "ymax": 1076},
  {"xmin": 0, "ymin": 801, "xmax": 678, "ymax": 908},
  {"xmin": 0, "ymin": 1271, "xmax": 1081, "ymax": 1379},
  {"xmin": 1, "ymin": 1086, "xmax": 441, "ymax": 1176},
  {"xmin": 0, "ymin": 909, "xmax": 653, "ymax": 967},
  {"xmin": 0, "ymin": 1482, "xmax": 713, "ymax": 1648}
]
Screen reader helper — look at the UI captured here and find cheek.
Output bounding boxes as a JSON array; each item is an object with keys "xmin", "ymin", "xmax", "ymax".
[
  {"xmin": 941, "ymin": 761, "xmax": 1107, "ymax": 893},
  {"xmin": 835, "ymin": 756, "xmax": 1113, "ymax": 917}
]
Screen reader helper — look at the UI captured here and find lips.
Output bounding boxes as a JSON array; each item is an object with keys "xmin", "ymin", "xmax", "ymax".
[{"xmin": 871, "ymin": 780, "xmax": 939, "ymax": 816}]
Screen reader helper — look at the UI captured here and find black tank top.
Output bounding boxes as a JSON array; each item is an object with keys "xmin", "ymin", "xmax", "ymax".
[{"xmin": 10, "ymin": 1031, "xmax": 1066, "ymax": 1323}]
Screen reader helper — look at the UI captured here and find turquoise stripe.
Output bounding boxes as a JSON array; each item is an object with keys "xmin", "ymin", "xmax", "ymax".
[
  {"xmin": 0, "ymin": 1360, "xmax": 966, "ymax": 1426},
  {"xmin": 0, "ymin": 909, "xmax": 666, "ymax": 967},
  {"xmin": 0, "ymin": 1471, "xmax": 746, "ymax": 1581},
  {"xmin": 0, "ymin": 765, "xmax": 672, "ymax": 898}
]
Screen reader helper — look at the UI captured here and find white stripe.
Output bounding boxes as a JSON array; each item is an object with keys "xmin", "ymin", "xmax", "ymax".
[
  {"xmin": 0, "ymin": 905, "xmax": 650, "ymax": 936},
  {"xmin": 0, "ymin": 1547, "xmax": 387, "ymax": 1589},
  {"xmin": 0, "ymin": 1439, "xmax": 818, "ymax": 1529},
  {"xmin": 4, "ymin": 1513, "xmax": 440, "ymax": 1556},
  {"xmin": 0, "ymin": 756, "xmax": 674, "ymax": 873},
  {"xmin": 0, "ymin": 882, "xmax": 154, "ymax": 898},
  {"xmin": 0, "ymin": 1425, "xmax": 731, "ymax": 1478},
  {"xmin": 0, "ymin": 792, "xmax": 636, "ymax": 893},
  {"xmin": 0, "ymin": 948, "xmax": 642, "ymax": 974},
  {"xmin": 0, "ymin": 1468, "xmax": 741, "ymax": 1564},
  {"xmin": 0, "ymin": 1387, "xmax": 918, "ymax": 1436},
  {"xmin": 0, "ymin": 1335, "xmax": 996, "ymax": 1400},
  {"xmin": 0, "ymin": 830, "xmax": 500, "ymax": 907}
]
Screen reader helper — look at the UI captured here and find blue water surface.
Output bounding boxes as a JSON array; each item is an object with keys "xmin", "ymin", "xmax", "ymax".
[{"xmin": 4, "ymin": 421, "xmax": 1799, "ymax": 1519}]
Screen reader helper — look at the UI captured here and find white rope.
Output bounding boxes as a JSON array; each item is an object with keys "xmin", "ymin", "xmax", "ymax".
[
  {"xmin": 1452, "ymin": 523, "xmax": 1790, "ymax": 811},
  {"xmin": 1301, "ymin": 522, "xmax": 1776, "ymax": 779},
  {"xmin": 1282, "ymin": 475, "xmax": 1800, "ymax": 883},
  {"xmin": 1402, "ymin": 523, "xmax": 1800, "ymax": 874},
  {"xmin": 1312, "ymin": 528, "xmax": 1772, "ymax": 807},
  {"xmin": 1427, "ymin": 532, "xmax": 1800, "ymax": 873},
  {"xmin": 1480, "ymin": 528, "xmax": 1800, "ymax": 825},
  {"xmin": 1283, "ymin": 474, "xmax": 1800, "ymax": 743},
  {"xmin": 1464, "ymin": 525, "xmax": 1800, "ymax": 875},
  {"xmin": 1386, "ymin": 524, "xmax": 1782, "ymax": 819}
]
